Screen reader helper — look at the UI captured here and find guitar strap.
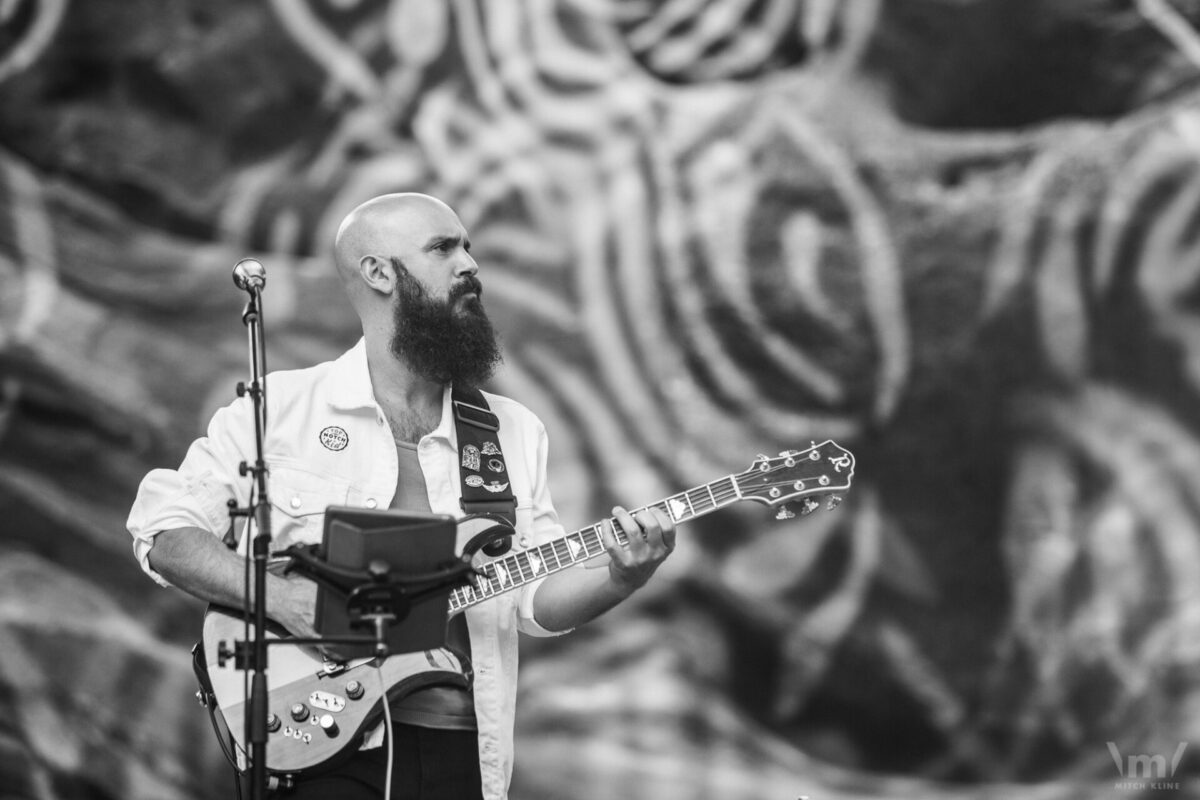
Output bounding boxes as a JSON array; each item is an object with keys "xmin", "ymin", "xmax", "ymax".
[{"xmin": 452, "ymin": 385, "xmax": 516, "ymax": 556}]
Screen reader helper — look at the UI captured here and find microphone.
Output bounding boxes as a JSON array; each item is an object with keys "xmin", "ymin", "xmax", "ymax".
[{"xmin": 232, "ymin": 258, "xmax": 266, "ymax": 291}]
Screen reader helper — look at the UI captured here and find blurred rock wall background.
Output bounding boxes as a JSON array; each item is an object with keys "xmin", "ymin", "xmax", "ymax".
[{"xmin": 3, "ymin": 1, "xmax": 1200, "ymax": 798}]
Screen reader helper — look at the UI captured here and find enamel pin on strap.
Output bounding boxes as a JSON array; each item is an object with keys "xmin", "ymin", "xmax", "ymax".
[{"xmin": 452, "ymin": 385, "xmax": 517, "ymax": 529}]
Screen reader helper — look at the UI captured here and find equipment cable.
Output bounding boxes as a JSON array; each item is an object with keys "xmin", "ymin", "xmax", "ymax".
[{"xmin": 377, "ymin": 667, "xmax": 395, "ymax": 800}]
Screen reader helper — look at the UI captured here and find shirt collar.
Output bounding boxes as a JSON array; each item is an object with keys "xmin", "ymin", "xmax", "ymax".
[
  {"xmin": 327, "ymin": 338, "xmax": 377, "ymax": 411},
  {"xmin": 328, "ymin": 338, "xmax": 455, "ymax": 441}
]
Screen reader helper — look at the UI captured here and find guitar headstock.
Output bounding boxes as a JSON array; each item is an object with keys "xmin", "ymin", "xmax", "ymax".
[{"xmin": 734, "ymin": 440, "xmax": 855, "ymax": 519}]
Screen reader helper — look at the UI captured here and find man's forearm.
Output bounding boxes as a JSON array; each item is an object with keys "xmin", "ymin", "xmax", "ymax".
[
  {"xmin": 147, "ymin": 527, "xmax": 315, "ymax": 636},
  {"xmin": 530, "ymin": 565, "xmax": 638, "ymax": 632}
]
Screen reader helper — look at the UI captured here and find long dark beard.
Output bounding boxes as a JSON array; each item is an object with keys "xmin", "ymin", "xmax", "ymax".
[{"xmin": 388, "ymin": 259, "xmax": 502, "ymax": 388}]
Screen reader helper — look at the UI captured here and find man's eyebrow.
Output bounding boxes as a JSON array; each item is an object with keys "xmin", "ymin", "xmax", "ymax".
[{"xmin": 423, "ymin": 234, "xmax": 470, "ymax": 251}]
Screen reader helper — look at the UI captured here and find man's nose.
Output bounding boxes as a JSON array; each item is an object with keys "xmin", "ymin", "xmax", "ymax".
[{"xmin": 455, "ymin": 251, "xmax": 478, "ymax": 277}]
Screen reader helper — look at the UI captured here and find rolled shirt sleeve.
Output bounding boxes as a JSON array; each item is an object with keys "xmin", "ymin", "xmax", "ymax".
[
  {"xmin": 515, "ymin": 420, "xmax": 574, "ymax": 637},
  {"xmin": 127, "ymin": 397, "xmax": 255, "ymax": 586}
]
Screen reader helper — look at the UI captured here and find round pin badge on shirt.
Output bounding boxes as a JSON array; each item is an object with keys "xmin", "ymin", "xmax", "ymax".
[{"xmin": 319, "ymin": 426, "xmax": 349, "ymax": 451}]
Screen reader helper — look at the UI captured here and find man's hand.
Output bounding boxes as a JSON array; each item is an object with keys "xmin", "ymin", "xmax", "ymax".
[
  {"xmin": 267, "ymin": 573, "xmax": 319, "ymax": 639},
  {"xmin": 601, "ymin": 505, "xmax": 676, "ymax": 593},
  {"xmin": 531, "ymin": 504, "xmax": 677, "ymax": 632}
]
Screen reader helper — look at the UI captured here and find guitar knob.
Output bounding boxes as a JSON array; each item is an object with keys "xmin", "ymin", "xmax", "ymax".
[
  {"xmin": 800, "ymin": 498, "xmax": 819, "ymax": 515},
  {"xmin": 775, "ymin": 505, "xmax": 795, "ymax": 521},
  {"xmin": 345, "ymin": 680, "xmax": 365, "ymax": 700},
  {"xmin": 290, "ymin": 703, "xmax": 310, "ymax": 722},
  {"xmin": 266, "ymin": 713, "xmax": 282, "ymax": 733},
  {"xmin": 319, "ymin": 714, "xmax": 339, "ymax": 736},
  {"xmin": 827, "ymin": 495, "xmax": 842, "ymax": 510}
]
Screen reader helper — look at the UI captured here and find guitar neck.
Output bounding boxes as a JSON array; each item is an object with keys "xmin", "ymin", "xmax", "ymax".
[{"xmin": 447, "ymin": 475, "xmax": 743, "ymax": 613}]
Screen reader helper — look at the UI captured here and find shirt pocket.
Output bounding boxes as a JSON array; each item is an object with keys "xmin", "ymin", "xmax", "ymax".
[{"xmin": 268, "ymin": 463, "xmax": 351, "ymax": 548}]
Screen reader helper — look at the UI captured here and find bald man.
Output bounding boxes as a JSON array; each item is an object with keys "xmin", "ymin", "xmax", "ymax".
[{"xmin": 127, "ymin": 194, "xmax": 675, "ymax": 800}]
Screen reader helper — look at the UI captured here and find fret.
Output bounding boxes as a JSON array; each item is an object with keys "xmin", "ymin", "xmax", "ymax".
[
  {"xmin": 544, "ymin": 541, "xmax": 564, "ymax": 571},
  {"xmin": 492, "ymin": 560, "xmax": 511, "ymax": 590},
  {"xmin": 565, "ymin": 532, "xmax": 584, "ymax": 561},
  {"xmin": 609, "ymin": 518, "xmax": 629, "ymax": 547},
  {"xmin": 688, "ymin": 486, "xmax": 712, "ymax": 514},
  {"xmin": 511, "ymin": 551, "xmax": 533, "ymax": 584},
  {"xmin": 587, "ymin": 524, "xmax": 606, "ymax": 554},
  {"xmin": 474, "ymin": 567, "xmax": 492, "ymax": 598},
  {"xmin": 552, "ymin": 539, "xmax": 570, "ymax": 568},
  {"xmin": 726, "ymin": 475, "xmax": 742, "ymax": 500},
  {"xmin": 666, "ymin": 496, "xmax": 688, "ymax": 523}
]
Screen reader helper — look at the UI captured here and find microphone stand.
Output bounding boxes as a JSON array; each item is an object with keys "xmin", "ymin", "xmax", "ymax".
[
  {"xmin": 219, "ymin": 260, "xmax": 476, "ymax": 795},
  {"xmin": 228, "ymin": 259, "xmax": 273, "ymax": 800}
]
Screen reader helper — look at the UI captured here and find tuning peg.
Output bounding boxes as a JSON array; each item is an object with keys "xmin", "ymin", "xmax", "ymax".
[
  {"xmin": 826, "ymin": 495, "xmax": 842, "ymax": 510},
  {"xmin": 800, "ymin": 498, "xmax": 819, "ymax": 515},
  {"xmin": 775, "ymin": 505, "xmax": 795, "ymax": 521}
]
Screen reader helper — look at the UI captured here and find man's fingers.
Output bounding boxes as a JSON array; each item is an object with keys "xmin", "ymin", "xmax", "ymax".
[
  {"xmin": 611, "ymin": 506, "xmax": 648, "ymax": 556},
  {"xmin": 602, "ymin": 512, "xmax": 634, "ymax": 564},
  {"xmin": 640, "ymin": 507, "xmax": 675, "ymax": 551},
  {"xmin": 632, "ymin": 508, "xmax": 664, "ymax": 550}
]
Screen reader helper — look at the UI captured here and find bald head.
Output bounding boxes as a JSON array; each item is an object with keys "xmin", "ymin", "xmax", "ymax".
[
  {"xmin": 335, "ymin": 193, "xmax": 456, "ymax": 282},
  {"xmin": 331, "ymin": 191, "xmax": 481, "ymax": 341}
]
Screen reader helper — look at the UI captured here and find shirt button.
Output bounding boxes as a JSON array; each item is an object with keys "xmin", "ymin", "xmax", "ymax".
[
  {"xmin": 289, "ymin": 496, "xmax": 301, "ymax": 510},
  {"xmin": 365, "ymin": 498, "xmax": 378, "ymax": 509}
]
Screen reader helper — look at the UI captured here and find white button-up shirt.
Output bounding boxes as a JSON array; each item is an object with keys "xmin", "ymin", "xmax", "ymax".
[{"xmin": 127, "ymin": 339, "xmax": 569, "ymax": 799}]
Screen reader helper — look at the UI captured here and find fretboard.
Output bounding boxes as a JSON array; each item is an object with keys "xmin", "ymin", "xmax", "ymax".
[{"xmin": 447, "ymin": 474, "xmax": 744, "ymax": 613}]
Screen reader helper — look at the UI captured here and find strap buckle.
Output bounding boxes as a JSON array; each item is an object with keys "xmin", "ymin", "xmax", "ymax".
[{"xmin": 453, "ymin": 400, "xmax": 499, "ymax": 432}]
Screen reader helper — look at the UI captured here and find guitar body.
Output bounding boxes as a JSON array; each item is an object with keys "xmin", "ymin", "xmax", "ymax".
[{"xmin": 200, "ymin": 606, "xmax": 467, "ymax": 776}]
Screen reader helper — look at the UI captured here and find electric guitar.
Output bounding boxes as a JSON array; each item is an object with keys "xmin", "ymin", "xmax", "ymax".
[{"xmin": 196, "ymin": 441, "xmax": 855, "ymax": 776}]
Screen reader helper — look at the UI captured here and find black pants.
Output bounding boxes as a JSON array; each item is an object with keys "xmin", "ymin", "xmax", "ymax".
[{"xmin": 267, "ymin": 724, "xmax": 482, "ymax": 800}]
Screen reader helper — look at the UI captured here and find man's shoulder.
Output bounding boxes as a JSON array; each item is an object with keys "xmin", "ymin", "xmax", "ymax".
[
  {"xmin": 267, "ymin": 357, "xmax": 338, "ymax": 386},
  {"xmin": 265, "ymin": 343, "xmax": 359, "ymax": 392},
  {"xmin": 479, "ymin": 389, "xmax": 545, "ymax": 431}
]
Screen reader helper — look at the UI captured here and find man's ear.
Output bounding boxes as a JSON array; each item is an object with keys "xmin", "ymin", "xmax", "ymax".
[{"xmin": 359, "ymin": 254, "xmax": 396, "ymax": 295}]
